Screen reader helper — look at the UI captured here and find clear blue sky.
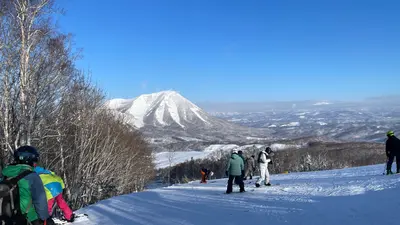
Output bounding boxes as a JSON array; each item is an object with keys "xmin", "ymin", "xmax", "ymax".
[{"xmin": 56, "ymin": 0, "xmax": 400, "ymax": 102}]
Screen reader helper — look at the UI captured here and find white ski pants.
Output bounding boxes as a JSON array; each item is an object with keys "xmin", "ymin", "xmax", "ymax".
[{"xmin": 256, "ymin": 162, "xmax": 270, "ymax": 185}]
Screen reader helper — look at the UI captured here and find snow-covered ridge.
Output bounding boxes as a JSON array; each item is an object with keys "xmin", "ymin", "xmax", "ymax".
[
  {"xmin": 105, "ymin": 90, "xmax": 213, "ymax": 129},
  {"xmin": 154, "ymin": 143, "xmax": 305, "ymax": 169},
  {"xmin": 313, "ymin": 101, "xmax": 332, "ymax": 105}
]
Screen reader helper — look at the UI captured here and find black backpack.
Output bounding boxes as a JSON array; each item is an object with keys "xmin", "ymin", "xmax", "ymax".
[
  {"xmin": 0, "ymin": 170, "xmax": 33, "ymax": 224},
  {"xmin": 257, "ymin": 151, "xmax": 265, "ymax": 163}
]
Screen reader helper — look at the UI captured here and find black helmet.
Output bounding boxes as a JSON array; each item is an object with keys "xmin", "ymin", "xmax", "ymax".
[
  {"xmin": 14, "ymin": 145, "xmax": 39, "ymax": 165},
  {"xmin": 265, "ymin": 147, "xmax": 273, "ymax": 154}
]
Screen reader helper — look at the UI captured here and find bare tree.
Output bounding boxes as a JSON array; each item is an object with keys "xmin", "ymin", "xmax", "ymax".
[
  {"xmin": 0, "ymin": 0, "xmax": 156, "ymax": 210},
  {"xmin": 167, "ymin": 149, "xmax": 176, "ymax": 184}
]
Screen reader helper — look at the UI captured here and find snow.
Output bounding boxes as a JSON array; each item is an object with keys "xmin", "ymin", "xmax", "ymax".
[
  {"xmin": 154, "ymin": 151, "xmax": 210, "ymax": 169},
  {"xmin": 154, "ymin": 143, "xmax": 307, "ymax": 169},
  {"xmin": 280, "ymin": 122, "xmax": 300, "ymax": 127},
  {"xmin": 190, "ymin": 107, "xmax": 209, "ymax": 124},
  {"xmin": 154, "ymin": 144, "xmax": 265, "ymax": 169},
  {"xmin": 77, "ymin": 163, "xmax": 400, "ymax": 225},
  {"xmin": 246, "ymin": 136, "xmax": 270, "ymax": 140},
  {"xmin": 317, "ymin": 121, "xmax": 328, "ymax": 126},
  {"xmin": 106, "ymin": 90, "xmax": 212, "ymax": 128},
  {"xmin": 270, "ymin": 143, "xmax": 304, "ymax": 150},
  {"xmin": 313, "ymin": 101, "xmax": 332, "ymax": 105}
]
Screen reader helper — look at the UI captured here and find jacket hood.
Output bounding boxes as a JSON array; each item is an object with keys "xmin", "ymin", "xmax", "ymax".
[
  {"xmin": 2, "ymin": 164, "xmax": 33, "ymax": 177},
  {"xmin": 231, "ymin": 153, "xmax": 240, "ymax": 160}
]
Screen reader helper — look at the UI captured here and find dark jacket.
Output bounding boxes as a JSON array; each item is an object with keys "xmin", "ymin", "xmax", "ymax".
[{"xmin": 386, "ymin": 136, "xmax": 400, "ymax": 156}]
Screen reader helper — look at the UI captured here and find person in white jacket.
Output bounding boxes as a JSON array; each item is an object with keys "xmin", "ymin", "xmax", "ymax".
[{"xmin": 255, "ymin": 147, "xmax": 273, "ymax": 187}]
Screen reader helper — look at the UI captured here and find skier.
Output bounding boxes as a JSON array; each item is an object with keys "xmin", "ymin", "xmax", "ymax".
[
  {"xmin": 386, "ymin": 131, "xmax": 400, "ymax": 174},
  {"xmin": 255, "ymin": 147, "xmax": 273, "ymax": 187},
  {"xmin": 237, "ymin": 150, "xmax": 245, "ymax": 178},
  {"xmin": 0, "ymin": 145, "xmax": 55, "ymax": 225},
  {"xmin": 225, "ymin": 150, "xmax": 245, "ymax": 193},
  {"xmin": 244, "ymin": 155, "xmax": 256, "ymax": 180},
  {"xmin": 34, "ymin": 165, "xmax": 75, "ymax": 222}
]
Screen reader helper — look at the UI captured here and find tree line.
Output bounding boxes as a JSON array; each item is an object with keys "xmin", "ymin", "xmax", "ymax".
[
  {"xmin": 158, "ymin": 141, "xmax": 386, "ymax": 184},
  {"xmin": 0, "ymin": 0, "xmax": 155, "ymax": 209}
]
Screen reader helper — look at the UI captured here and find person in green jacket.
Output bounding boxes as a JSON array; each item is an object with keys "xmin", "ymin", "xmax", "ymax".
[
  {"xmin": 225, "ymin": 150, "xmax": 245, "ymax": 193},
  {"xmin": 1, "ymin": 145, "xmax": 55, "ymax": 225}
]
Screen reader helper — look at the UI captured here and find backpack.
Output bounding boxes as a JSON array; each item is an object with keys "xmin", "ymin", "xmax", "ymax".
[
  {"xmin": 257, "ymin": 151, "xmax": 265, "ymax": 163},
  {"xmin": 0, "ymin": 170, "xmax": 33, "ymax": 224}
]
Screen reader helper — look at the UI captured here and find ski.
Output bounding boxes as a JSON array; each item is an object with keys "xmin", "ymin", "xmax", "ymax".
[{"xmin": 53, "ymin": 214, "xmax": 89, "ymax": 225}]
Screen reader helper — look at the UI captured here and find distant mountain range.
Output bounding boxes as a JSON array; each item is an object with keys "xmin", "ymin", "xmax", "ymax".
[
  {"xmin": 105, "ymin": 91, "xmax": 400, "ymax": 153},
  {"xmin": 105, "ymin": 91, "xmax": 272, "ymax": 152}
]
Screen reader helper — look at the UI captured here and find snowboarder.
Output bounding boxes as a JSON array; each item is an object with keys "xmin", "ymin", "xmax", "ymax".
[
  {"xmin": 34, "ymin": 166, "xmax": 75, "ymax": 222},
  {"xmin": 386, "ymin": 131, "xmax": 400, "ymax": 174},
  {"xmin": 244, "ymin": 155, "xmax": 256, "ymax": 180},
  {"xmin": 200, "ymin": 167, "xmax": 212, "ymax": 183},
  {"xmin": 255, "ymin": 147, "xmax": 273, "ymax": 187},
  {"xmin": 0, "ymin": 145, "xmax": 55, "ymax": 225},
  {"xmin": 225, "ymin": 150, "xmax": 245, "ymax": 193}
]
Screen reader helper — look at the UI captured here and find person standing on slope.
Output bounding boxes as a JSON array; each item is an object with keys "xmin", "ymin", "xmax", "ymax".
[
  {"xmin": 237, "ymin": 150, "xmax": 245, "ymax": 178},
  {"xmin": 386, "ymin": 131, "xmax": 400, "ymax": 174},
  {"xmin": 244, "ymin": 155, "xmax": 256, "ymax": 180},
  {"xmin": 255, "ymin": 147, "xmax": 273, "ymax": 187},
  {"xmin": 34, "ymin": 165, "xmax": 75, "ymax": 222},
  {"xmin": 225, "ymin": 150, "xmax": 245, "ymax": 193},
  {"xmin": 0, "ymin": 145, "xmax": 55, "ymax": 225}
]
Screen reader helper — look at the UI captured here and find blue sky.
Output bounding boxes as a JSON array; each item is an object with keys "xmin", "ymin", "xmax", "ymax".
[{"xmin": 56, "ymin": 0, "xmax": 400, "ymax": 102}]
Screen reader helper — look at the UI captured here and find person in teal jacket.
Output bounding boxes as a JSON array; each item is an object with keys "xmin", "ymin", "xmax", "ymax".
[{"xmin": 225, "ymin": 150, "xmax": 245, "ymax": 193}]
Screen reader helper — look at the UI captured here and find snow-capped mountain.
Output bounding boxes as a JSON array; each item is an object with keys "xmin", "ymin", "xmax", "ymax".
[
  {"xmin": 105, "ymin": 91, "xmax": 270, "ymax": 151},
  {"xmin": 107, "ymin": 90, "xmax": 228, "ymax": 129}
]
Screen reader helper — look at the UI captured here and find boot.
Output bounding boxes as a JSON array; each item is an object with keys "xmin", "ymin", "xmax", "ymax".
[
  {"xmin": 387, "ymin": 170, "xmax": 393, "ymax": 175},
  {"xmin": 265, "ymin": 183, "xmax": 271, "ymax": 186}
]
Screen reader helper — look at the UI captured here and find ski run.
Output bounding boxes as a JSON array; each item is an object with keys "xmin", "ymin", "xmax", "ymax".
[{"xmin": 73, "ymin": 163, "xmax": 400, "ymax": 225}]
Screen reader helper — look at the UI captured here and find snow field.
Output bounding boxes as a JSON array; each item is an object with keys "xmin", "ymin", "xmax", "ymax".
[{"xmin": 77, "ymin": 163, "xmax": 400, "ymax": 225}]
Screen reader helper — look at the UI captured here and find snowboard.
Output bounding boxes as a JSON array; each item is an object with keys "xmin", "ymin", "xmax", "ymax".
[
  {"xmin": 53, "ymin": 214, "xmax": 89, "ymax": 225},
  {"xmin": 255, "ymin": 183, "xmax": 280, "ymax": 188}
]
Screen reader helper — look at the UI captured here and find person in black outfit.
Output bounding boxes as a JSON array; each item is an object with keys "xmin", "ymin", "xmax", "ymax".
[{"xmin": 386, "ymin": 131, "xmax": 400, "ymax": 175}]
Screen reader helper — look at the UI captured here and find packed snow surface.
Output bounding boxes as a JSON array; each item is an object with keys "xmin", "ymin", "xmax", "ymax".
[{"xmin": 77, "ymin": 163, "xmax": 400, "ymax": 225}]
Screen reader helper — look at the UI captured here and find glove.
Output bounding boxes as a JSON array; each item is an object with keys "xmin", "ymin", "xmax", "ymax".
[
  {"xmin": 241, "ymin": 170, "xmax": 245, "ymax": 178},
  {"xmin": 225, "ymin": 171, "xmax": 228, "ymax": 177},
  {"xmin": 268, "ymin": 160, "xmax": 273, "ymax": 165}
]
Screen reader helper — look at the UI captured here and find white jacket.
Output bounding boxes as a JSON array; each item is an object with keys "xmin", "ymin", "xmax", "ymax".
[{"xmin": 259, "ymin": 150, "xmax": 271, "ymax": 164}]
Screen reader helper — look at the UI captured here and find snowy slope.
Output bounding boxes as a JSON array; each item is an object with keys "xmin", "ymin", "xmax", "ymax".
[
  {"xmin": 106, "ymin": 91, "xmax": 214, "ymax": 129},
  {"xmin": 77, "ymin": 163, "xmax": 400, "ymax": 225}
]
